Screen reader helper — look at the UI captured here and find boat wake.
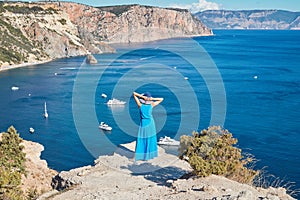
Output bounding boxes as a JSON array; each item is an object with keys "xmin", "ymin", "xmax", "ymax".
[{"xmin": 140, "ymin": 56, "xmax": 156, "ymax": 61}]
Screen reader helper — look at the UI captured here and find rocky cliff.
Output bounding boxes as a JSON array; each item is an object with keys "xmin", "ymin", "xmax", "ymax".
[
  {"xmin": 20, "ymin": 139, "xmax": 57, "ymax": 196},
  {"xmin": 195, "ymin": 10, "xmax": 300, "ymax": 30},
  {"xmin": 0, "ymin": 133, "xmax": 57, "ymax": 197},
  {"xmin": 2, "ymin": 134, "xmax": 293, "ymax": 200},
  {"xmin": 39, "ymin": 142, "xmax": 295, "ymax": 200},
  {"xmin": 96, "ymin": 5, "xmax": 212, "ymax": 43},
  {"xmin": 0, "ymin": 2, "xmax": 211, "ymax": 68}
]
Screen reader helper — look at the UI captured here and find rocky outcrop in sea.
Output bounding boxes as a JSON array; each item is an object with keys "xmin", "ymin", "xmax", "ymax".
[
  {"xmin": 0, "ymin": 2, "xmax": 211, "ymax": 67},
  {"xmin": 86, "ymin": 54, "xmax": 98, "ymax": 64}
]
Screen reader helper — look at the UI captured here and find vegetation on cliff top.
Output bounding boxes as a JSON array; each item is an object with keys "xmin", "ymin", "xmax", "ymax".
[
  {"xmin": 0, "ymin": 126, "xmax": 43, "ymax": 200},
  {"xmin": 98, "ymin": 4, "xmax": 188, "ymax": 16},
  {"xmin": 179, "ymin": 126, "xmax": 258, "ymax": 184},
  {"xmin": 0, "ymin": 126, "xmax": 26, "ymax": 200},
  {"xmin": 2, "ymin": 4, "xmax": 58, "ymax": 14}
]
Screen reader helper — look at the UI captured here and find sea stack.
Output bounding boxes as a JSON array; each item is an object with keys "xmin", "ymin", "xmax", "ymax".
[{"xmin": 86, "ymin": 54, "xmax": 98, "ymax": 64}]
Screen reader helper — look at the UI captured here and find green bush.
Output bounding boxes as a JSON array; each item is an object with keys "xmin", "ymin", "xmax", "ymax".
[
  {"xmin": 99, "ymin": 5, "xmax": 137, "ymax": 16},
  {"xmin": 45, "ymin": 7, "xmax": 58, "ymax": 14},
  {"xmin": 179, "ymin": 126, "xmax": 258, "ymax": 184},
  {"xmin": 4, "ymin": 5, "xmax": 44, "ymax": 14},
  {"xmin": 58, "ymin": 18, "xmax": 67, "ymax": 25},
  {"xmin": 0, "ymin": 2, "xmax": 4, "ymax": 13},
  {"xmin": 0, "ymin": 126, "xmax": 26, "ymax": 200}
]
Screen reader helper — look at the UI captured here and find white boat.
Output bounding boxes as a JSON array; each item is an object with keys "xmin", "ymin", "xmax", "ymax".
[
  {"xmin": 101, "ymin": 93, "xmax": 107, "ymax": 98},
  {"xmin": 11, "ymin": 86, "xmax": 19, "ymax": 91},
  {"xmin": 99, "ymin": 122, "xmax": 112, "ymax": 131},
  {"xmin": 43, "ymin": 102, "xmax": 48, "ymax": 118},
  {"xmin": 106, "ymin": 98, "xmax": 126, "ymax": 105},
  {"xmin": 29, "ymin": 127, "xmax": 35, "ymax": 133},
  {"xmin": 157, "ymin": 136, "xmax": 180, "ymax": 146}
]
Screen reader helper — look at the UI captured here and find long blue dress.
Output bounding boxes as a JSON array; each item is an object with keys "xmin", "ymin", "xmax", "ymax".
[{"xmin": 135, "ymin": 104, "xmax": 158, "ymax": 161}]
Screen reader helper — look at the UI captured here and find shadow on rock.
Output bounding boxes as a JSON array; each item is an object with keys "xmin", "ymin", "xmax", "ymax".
[{"xmin": 126, "ymin": 163, "xmax": 190, "ymax": 186}]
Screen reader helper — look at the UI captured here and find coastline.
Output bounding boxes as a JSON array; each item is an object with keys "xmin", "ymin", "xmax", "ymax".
[
  {"xmin": 0, "ymin": 32, "xmax": 212, "ymax": 73},
  {"xmin": 0, "ymin": 59, "xmax": 53, "ymax": 72}
]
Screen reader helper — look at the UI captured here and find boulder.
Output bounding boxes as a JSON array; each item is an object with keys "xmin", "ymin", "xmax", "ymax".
[{"xmin": 86, "ymin": 54, "xmax": 98, "ymax": 64}]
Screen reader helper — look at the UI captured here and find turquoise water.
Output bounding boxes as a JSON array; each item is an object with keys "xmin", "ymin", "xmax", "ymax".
[{"xmin": 0, "ymin": 30, "xmax": 299, "ymax": 195}]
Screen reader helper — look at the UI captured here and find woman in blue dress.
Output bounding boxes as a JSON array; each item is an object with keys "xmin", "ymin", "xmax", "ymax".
[{"xmin": 133, "ymin": 92, "xmax": 164, "ymax": 161}]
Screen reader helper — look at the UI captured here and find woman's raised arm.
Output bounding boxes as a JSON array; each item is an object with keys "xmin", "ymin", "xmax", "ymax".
[
  {"xmin": 133, "ymin": 92, "xmax": 142, "ymax": 108},
  {"xmin": 151, "ymin": 97, "xmax": 164, "ymax": 107}
]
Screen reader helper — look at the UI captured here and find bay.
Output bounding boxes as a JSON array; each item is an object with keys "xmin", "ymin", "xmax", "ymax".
[{"xmin": 0, "ymin": 30, "xmax": 299, "ymax": 196}]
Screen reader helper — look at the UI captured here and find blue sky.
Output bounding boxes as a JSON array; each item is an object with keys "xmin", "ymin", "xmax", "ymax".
[{"xmin": 19, "ymin": 0, "xmax": 300, "ymax": 12}]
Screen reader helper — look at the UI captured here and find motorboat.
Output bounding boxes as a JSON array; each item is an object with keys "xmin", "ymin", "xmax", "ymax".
[
  {"xmin": 43, "ymin": 102, "xmax": 48, "ymax": 118},
  {"xmin": 11, "ymin": 86, "xmax": 19, "ymax": 91},
  {"xmin": 101, "ymin": 93, "xmax": 107, "ymax": 98},
  {"xmin": 29, "ymin": 127, "xmax": 35, "ymax": 133},
  {"xmin": 99, "ymin": 122, "xmax": 112, "ymax": 131},
  {"xmin": 106, "ymin": 98, "xmax": 126, "ymax": 105},
  {"xmin": 157, "ymin": 136, "xmax": 180, "ymax": 146}
]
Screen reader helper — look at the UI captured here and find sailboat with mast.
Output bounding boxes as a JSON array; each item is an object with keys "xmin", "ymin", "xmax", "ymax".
[{"xmin": 44, "ymin": 102, "xmax": 48, "ymax": 118}]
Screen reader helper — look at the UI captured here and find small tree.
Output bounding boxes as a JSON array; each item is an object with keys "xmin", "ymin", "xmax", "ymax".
[
  {"xmin": 0, "ymin": 126, "xmax": 26, "ymax": 200},
  {"xmin": 179, "ymin": 126, "xmax": 258, "ymax": 184}
]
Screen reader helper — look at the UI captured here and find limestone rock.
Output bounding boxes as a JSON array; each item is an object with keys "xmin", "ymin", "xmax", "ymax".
[
  {"xmin": 86, "ymin": 54, "xmax": 98, "ymax": 64},
  {"xmin": 20, "ymin": 140, "xmax": 57, "ymax": 196},
  {"xmin": 0, "ymin": 2, "xmax": 211, "ymax": 68},
  {"xmin": 42, "ymin": 142, "xmax": 296, "ymax": 200},
  {"xmin": 51, "ymin": 165, "xmax": 92, "ymax": 191}
]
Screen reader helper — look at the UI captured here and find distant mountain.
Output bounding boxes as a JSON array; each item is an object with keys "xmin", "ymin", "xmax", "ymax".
[{"xmin": 194, "ymin": 10, "xmax": 300, "ymax": 30}]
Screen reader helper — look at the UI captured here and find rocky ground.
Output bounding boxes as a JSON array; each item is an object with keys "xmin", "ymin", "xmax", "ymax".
[
  {"xmin": 36, "ymin": 142, "xmax": 295, "ymax": 200},
  {"xmin": 21, "ymin": 140, "xmax": 57, "ymax": 196}
]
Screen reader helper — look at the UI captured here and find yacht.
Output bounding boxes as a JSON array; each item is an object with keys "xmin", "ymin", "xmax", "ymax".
[
  {"xmin": 99, "ymin": 122, "xmax": 112, "ymax": 131},
  {"xmin": 43, "ymin": 102, "xmax": 48, "ymax": 118},
  {"xmin": 101, "ymin": 93, "xmax": 107, "ymax": 98},
  {"xmin": 11, "ymin": 86, "xmax": 19, "ymax": 91},
  {"xmin": 157, "ymin": 136, "xmax": 180, "ymax": 146},
  {"xmin": 106, "ymin": 98, "xmax": 126, "ymax": 105},
  {"xmin": 29, "ymin": 127, "xmax": 35, "ymax": 133}
]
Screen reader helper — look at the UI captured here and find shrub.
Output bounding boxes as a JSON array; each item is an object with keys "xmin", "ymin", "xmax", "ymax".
[
  {"xmin": 45, "ymin": 7, "xmax": 58, "ymax": 14},
  {"xmin": 179, "ymin": 126, "xmax": 258, "ymax": 184},
  {"xmin": 0, "ymin": 126, "xmax": 26, "ymax": 200},
  {"xmin": 99, "ymin": 5, "xmax": 136, "ymax": 16},
  {"xmin": 58, "ymin": 18, "xmax": 67, "ymax": 25},
  {"xmin": 4, "ymin": 5, "xmax": 44, "ymax": 14}
]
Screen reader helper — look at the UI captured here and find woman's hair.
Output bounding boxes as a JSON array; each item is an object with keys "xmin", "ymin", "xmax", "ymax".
[{"xmin": 143, "ymin": 92, "xmax": 151, "ymax": 98}]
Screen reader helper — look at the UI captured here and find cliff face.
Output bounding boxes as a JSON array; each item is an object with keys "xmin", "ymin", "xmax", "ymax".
[
  {"xmin": 21, "ymin": 140, "xmax": 57, "ymax": 196},
  {"xmin": 195, "ymin": 10, "xmax": 300, "ymax": 30},
  {"xmin": 0, "ymin": 2, "xmax": 112, "ymax": 67},
  {"xmin": 0, "ymin": 2, "xmax": 211, "ymax": 67},
  {"xmin": 97, "ymin": 5, "xmax": 212, "ymax": 43},
  {"xmin": 60, "ymin": 3, "xmax": 212, "ymax": 44}
]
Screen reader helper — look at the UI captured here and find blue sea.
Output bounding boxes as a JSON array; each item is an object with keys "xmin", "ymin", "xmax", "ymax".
[{"xmin": 0, "ymin": 30, "xmax": 299, "ymax": 195}]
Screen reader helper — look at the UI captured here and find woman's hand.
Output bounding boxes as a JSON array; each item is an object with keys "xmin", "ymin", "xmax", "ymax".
[
  {"xmin": 133, "ymin": 92, "xmax": 147, "ymax": 100},
  {"xmin": 133, "ymin": 92, "xmax": 141, "ymax": 97}
]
